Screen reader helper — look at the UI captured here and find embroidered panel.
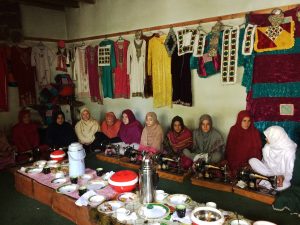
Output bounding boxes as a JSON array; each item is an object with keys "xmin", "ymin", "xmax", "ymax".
[
  {"xmin": 242, "ymin": 24, "xmax": 257, "ymax": 55},
  {"xmin": 176, "ymin": 28, "xmax": 197, "ymax": 56},
  {"xmin": 98, "ymin": 45, "xmax": 111, "ymax": 66},
  {"xmin": 164, "ymin": 27, "xmax": 177, "ymax": 56},
  {"xmin": 193, "ymin": 32, "xmax": 207, "ymax": 57}
]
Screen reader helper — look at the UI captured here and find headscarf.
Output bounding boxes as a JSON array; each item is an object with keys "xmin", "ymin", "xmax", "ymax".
[
  {"xmin": 12, "ymin": 109, "xmax": 39, "ymax": 152},
  {"xmin": 46, "ymin": 111, "xmax": 77, "ymax": 148},
  {"xmin": 193, "ymin": 114, "xmax": 225, "ymax": 163},
  {"xmin": 101, "ymin": 112, "xmax": 121, "ymax": 139},
  {"xmin": 262, "ymin": 126, "xmax": 297, "ymax": 176},
  {"xmin": 225, "ymin": 110, "xmax": 262, "ymax": 176},
  {"xmin": 118, "ymin": 109, "xmax": 143, "ymax": 144},
  {"xmin": 140, "ymin": 112, "xmax": 164, "ymax": 151},
  {"xmin": 75, "ymin": 107, "xmax": 99, "ymax": 145},
  {"xmin": 167, "ymin": 116, "xmax": 192, "ymax": 151}
]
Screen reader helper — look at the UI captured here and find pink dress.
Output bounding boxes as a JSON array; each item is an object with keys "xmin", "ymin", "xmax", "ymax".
[
  {"xmin": 86, "ymin": 46, "xmax": 102, "ymax": 103},
  {"xmin": 114, "ymin": 40, "xmax": 130, "ymax": 98}
]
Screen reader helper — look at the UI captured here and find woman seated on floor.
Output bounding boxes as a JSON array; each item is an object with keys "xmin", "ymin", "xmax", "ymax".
[
  {"xmin": 164, "ymin": 115, "xmax": 193, "ymax": 169},
  {"xmin": 225, "ymin": 110, "xmax": 262, "ymax": 177},
  {"xmin": 75, "ymin": 107, "xmax": 106, "ymax": 151},
  {"xmin": 183, "ymin": 114, "xmax": 225, "ymax": 164},
  {"xmin": 118, "ymin": 109, "xmax": 143, "ymax": 145},
  {"xmin": 46, "ymin": 111, "xmax": 77, "ymax": 149},
  {"xmin": 100, "ymin": 112, "xmax": 122, "ymax": 143},
  {"xmin": 249, "ymin": 126, "xmax": 297, "ymax": 191},
  {"xmin": 140, "ymin": 112, "xmax": 164, "ymax": 154},
  {"xmin": 12, "ymin": 109, "xmax": 47, "ymax": 163}
]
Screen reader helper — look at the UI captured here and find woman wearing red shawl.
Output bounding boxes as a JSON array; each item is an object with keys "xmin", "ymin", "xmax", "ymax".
[
  {"xmin": 100, "ymin": 112, "xmax": 122, "ymax": 143},
  {"xmin": 225, "ymin": 110, "xmax": 262, "ymax": 177},
  {"xmin": 118, "ymin": 109, "xmax": 143, "ymax": 144},
  {"xmin": 12, "ymin": 109, "xmax": 40, "ymax": 163}
]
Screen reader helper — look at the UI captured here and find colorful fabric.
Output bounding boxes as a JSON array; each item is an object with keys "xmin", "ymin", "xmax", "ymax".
[
  {"xmin": 167, "ymin": 127, "xmax": 193, "ymax": 152},
  {"xmin": 101, "ymin": 112, "xmax": 121, "ymax": 139},
  {"xmin": 140, "ymin": 112, "xmax": 164, "ymax": 152},
  {"xmin": 193, "ymin": 32, "xmax": 206, "ymax": 57},
  {"xmin": 164, "ymin": 27, "xmax": 177, "ymax": 56},
  {"xmin": 242, "ymin": 24, "xmax": 256, "ymax": 56},
  {"xmin": 225, "ymin": 110, "xmax": 262, "ymax": 177},
  {"xmin": 98, "ymin": 45, "xmax": 111, "ymax": 66},
  {"xmin": 252, "ymin": 82, "xmax": 300, "ymax": 98},
  {"xmin": 221, "ymin": 27, "xmax": 239, "ymax": 84},
  {"xmin": 148, "ymin": 35, "xmax": 172, "ymax": 108},
  {"xmin": 176, "ymin": 28, "xmax": 197, "ymax": 56},
  {"xmin": 99, "ymin": 40, "xmax": 116, "ymax": 98},
  {"xmin": 254, "ymin": 20, "xmax": 295, "ymax": 53},
  {"xmin": 114, "ymin": 40, "xmax": 130, "ymax": 99},
  {"xmin": 118, "ymin": 109, "xmax": 143, "ymax": 144}
]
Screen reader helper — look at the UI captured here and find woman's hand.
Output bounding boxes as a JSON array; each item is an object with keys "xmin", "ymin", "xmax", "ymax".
[{"xmin": 277, "ymin": 175, "xmax": 284, "ymax": 187}]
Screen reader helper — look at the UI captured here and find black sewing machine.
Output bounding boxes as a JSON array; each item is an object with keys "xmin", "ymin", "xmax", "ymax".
[
  {"xmin": 238, "ymin": 168, "xmax": 277, "ymax": 192},
  {"xmin": 104, "ymin": 144, "xmax": 121, "ymax": 157},
  {"xmin": 194, "ymin": 161, "xmax": 230, "ymax": 183},
  {"xmin": 154, "ymin": 154, "xmax": 183, "ymax": 174}
]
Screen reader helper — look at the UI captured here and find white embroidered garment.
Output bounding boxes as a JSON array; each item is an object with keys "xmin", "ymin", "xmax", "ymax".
[
  {"xmin": 221, "ymin": 27, "xmax": 239, "ymax": 84},
  {"xmin": 193, "ymin": 32, "xmax": 207, "ymax": 57},
  {"xmin": 74, "ymin": 46, "xmax": 90, "ymax": 97},
  {"xmin": 31, "ymin": 45, "xmax": 54, "ymax": 86},
  {"xmin": 176, "ymin": 28, "xmax": 197, "ymax": 56},
  {"xmin": 242, "ymin": 24, "xmax": 257, "ymax": 56},
  {"xmin": 98, "ymin": 45, "xmax": 111, "ymax": 66},
  {"xmin": 249, "ymin": 126, "xmax": 297, "ymax": 191},
  {"xmin": 127, "ymin": 39, "xmax": 146, "ymax": 96}
]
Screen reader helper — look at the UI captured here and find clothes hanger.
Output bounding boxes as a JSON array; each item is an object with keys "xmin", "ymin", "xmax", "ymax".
[
  {"xmin": 117, "ymin": 35, "xmax": 124, "ymax": 42},
  {"xmin": 196, "ymin": 25, "xmax": 208, "ymax": 34}
]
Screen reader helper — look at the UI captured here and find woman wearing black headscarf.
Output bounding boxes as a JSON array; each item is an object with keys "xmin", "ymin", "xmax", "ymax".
[{"xmin": 46, "ymin": 111, "xmax": 77, "ymax": 149}]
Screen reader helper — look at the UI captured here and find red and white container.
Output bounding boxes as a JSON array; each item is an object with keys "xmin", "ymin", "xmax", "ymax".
[
  {"xmin": 50, "ymin": 149, "xmax": 66, "ymax": 162},
  {"xmin": 108, "ymin": 170, "xmax": 138, "ymax": 193}
]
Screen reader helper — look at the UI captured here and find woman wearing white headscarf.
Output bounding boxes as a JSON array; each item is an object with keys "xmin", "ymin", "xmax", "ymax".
[{"xmin": 249, "ymin": 126, "xmax": 297, "ymax": 191}]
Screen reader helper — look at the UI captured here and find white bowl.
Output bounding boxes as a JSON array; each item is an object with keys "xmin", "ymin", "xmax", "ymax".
[
  {"xmin": 231, "ymin": 219, "xmax": 250, "ymax": 225},
  {"xmin": 253, "ymin": 221, "xmax": 276, "ymax": 225},
  {"xmin": 88, "ymin": 195, "xmax": 106, "ymax": 207},
  {"xmin": 191, "ymin": 207, "xmax": 224, "ymax": 225}
]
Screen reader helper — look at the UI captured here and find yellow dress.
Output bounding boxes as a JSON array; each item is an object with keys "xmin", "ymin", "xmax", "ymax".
[{"xmin": 148, "ymin": 35, "xmax": 172, "ymax": 108}]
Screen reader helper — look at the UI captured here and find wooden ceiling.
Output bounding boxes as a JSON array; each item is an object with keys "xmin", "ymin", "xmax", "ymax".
[{"xmin": 11, "ymin": 0, "xmax": 96, "ymax": 11}]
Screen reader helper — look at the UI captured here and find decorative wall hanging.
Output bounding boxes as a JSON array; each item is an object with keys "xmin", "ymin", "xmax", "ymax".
[
  {"xmin": 221, "ymin": 27, "xmax": 239, "ymax": 84},
  {"xmin": 280, "ymin": 104, "xmax": 294, "ymax": 116},
  {"xmin": 98, "ymin": 45, "xmax": 111, "ymax": 66},
  {"xmin": 208, "ymin": 21, "xmax": 223, "ymax": 57},
  {"xmin": 176, "ymin": 28, "xmax": 197, "ymax": 56},
  {"xmin": 193, "ymin": 32, "xmax": 207, "ymax": 57},
  {"xmin": 164, "ymin": 27, "xmax": 177, "ymax": 56},
  {"xmin": 242, "ymin": 24, "xmax": 257, "ymax": 55}
]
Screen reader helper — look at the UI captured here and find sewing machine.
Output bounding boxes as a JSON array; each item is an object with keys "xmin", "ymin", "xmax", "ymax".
[
  {"xmin": 154, "ymin": 154, "xmax": 183, "ymax": 174},
  {"xmin": 194, "ymin": 161, "xmax": 229, "ymax": 183}
]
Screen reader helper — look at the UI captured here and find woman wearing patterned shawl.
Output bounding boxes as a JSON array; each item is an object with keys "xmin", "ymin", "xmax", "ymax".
[
  {"xmin": 225, "ymin": 110, "xmax": 262, "ymax": 177},
  {"xmin": 100, "ymin": 112, "xmax": 122, "ymax": 143},
  {"xmin": 183, "ymin": 114, "xmax": 225, "ymax": 164},
  {"xmin": 118, "ymin": 109, "xmax": 143, "ymax": 144},
  {"xmin": 140, "ymin": 112, "xmax": 164, "ymax": 153}
]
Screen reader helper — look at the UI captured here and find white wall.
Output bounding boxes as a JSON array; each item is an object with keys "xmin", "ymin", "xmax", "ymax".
[{"xmin": 64, "ymin": 0, "xmax": 300, "ymax": 139}]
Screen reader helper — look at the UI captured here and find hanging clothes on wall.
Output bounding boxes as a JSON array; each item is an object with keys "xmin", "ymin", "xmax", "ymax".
[
  {"xmin": 99, "ymin": 39, "xmax": 116, "ymax": 98},
  {"xmin": 171, "ymin": 47, "xmax": 192, "ymax": 106},
  {"xmin": 0, "ymin": 45, "xmax": 9, "ymax": 111},
  {"xmin": 114, "ymin": 39, "xmax": 130, "ymax": 98},
  {"xmin": 127, "ymin": 37, "xmax": 146, "ymax": 97},
  {"xmin": 86, "ymin": 45, "xmax": 102, "ymax": 103},
  {"xmin": 11, "ymin": 46, "xmax": 36, "ymax": 106},
  {"xmin": 56, "ymin": 40, "xmax": 68, "ymax": 72},
  {"xmin": 148, "ymin": 35, "xmax": 172, "ymax": 108},
  {"xmin": 31, "ymin": 43, "xmax": 54, "ymax": 87},
  {"xmin": 74, "ymin": 46, "xmax": 90, "ymax": 98}
]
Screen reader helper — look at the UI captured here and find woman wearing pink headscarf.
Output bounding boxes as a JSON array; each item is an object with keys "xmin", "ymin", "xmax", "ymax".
[{"xmin": 118, "ymin": 109, "xmax": 143, "ymax": 144}]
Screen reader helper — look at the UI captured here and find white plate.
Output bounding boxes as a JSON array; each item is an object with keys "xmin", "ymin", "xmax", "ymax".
[
  {"xmin": 117, "ymin": 192, "xmax": 137, "ymax": 203},
  {"xmin": 56, "ymin": 183, "xmax": 78, "ymax": 194},
  {"xmin": 86, "ymin": 179, "xmax": 108, "ymax": 190},
  {"xmin": 253, "ymin": 221, "xmax": 277, "ymax": 225},
  {"xmin": 33, "ymin": 160, "xmax": 47, "ymax": 167},
  {"xmin": 97, "ymin": 200, "xmax": 125, "ymax": 213},
  {"xmin": 166, "ymin": 194, "xmax": 191, "ymax": 207},
  {"xmin": 25, "ymin": 167, "xmax": 43, "ymax": 174},
  {"xmin": 138, "ymin": 203, "xmax": 170, "ymax": 220},
  {"xmin": 88, "ymin": 195, "xmax": 106, "ymax": 207},
  {"xmin": 51, "ymin": 177, "xmax": 68, "ymax": 185},
  {"xmin": 231, "ymin": 219, "xmax": 250, "ymax": 225},
  {"xmin": 47, "ymin": 160, "xmax": 58, "ymax": 166},
  {"xmin": 81, "ymin": 173, "xmax": 93, "ymax": 180}
]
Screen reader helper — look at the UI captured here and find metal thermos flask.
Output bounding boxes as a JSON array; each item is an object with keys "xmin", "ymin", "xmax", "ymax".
[{"xmin": 139, "ymin": 157, "xmax": 158, "ymax": 203}]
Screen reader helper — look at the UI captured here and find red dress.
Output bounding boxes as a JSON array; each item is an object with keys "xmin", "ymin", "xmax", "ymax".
[{"xmin": 114, "ymin": 40, "xmax": 130, "ymax": 98}]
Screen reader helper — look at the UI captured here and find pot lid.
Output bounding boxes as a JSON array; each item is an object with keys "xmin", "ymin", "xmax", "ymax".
[
  {"xmin": 109, "ymin": 170, "xmax": 138, "ymax": 183},
  {"xmin": 50, "ymin": 150, "xmax": 66, "ymax": 158}
]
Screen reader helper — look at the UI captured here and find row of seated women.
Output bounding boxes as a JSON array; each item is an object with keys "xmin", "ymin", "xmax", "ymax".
[{"xmin": 12, "ymin": 108, "xmax": 297, "ymax": 192}]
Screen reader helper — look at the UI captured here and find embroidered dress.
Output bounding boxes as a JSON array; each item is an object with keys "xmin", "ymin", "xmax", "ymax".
[
  {"xmin": 148, "ymin": 35, "xmax": 172, "ymax": 108},
  {"xmin": 56, "ymin": 48, "xmax": 68, "ymax": 72},
  {"xmin": 12, "ymin": 46, "xmax": 36, "ymax": 106},
  {"xmin": 31, "ymin": 45, "xmax": 53, "ymax": 86},
  {"xmin": 171, "ymin": 47, "xmax": 192, "ymax": 106},
  {"xmin": 127, "ymin": 39, "xmax": 146, "ymax": 97},
  {"xmin": 114, "ymin": 40, "xmax": 130, "ymax": 98},
  {"xmin": 74, "ymin": 46, "xmax": 90, "ymax": 98},
  {"xmin": 99, "ymin": 39, "xmax": 116, "ymax": 98},
  {"xmin": 86, "ymin": 45, "xmax": 102, "ymax": 103},
  {"xmin": 176, "ymin": 28, "xmax": 197, "ymax": 56}
]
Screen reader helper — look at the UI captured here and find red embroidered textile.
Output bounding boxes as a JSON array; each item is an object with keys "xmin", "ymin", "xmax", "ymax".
[
  {"xmin": 253, "ymin": 54, "xmax": 300, "ymax": 84},
  {"xmin": 0, "ymin": 46, "xmax": 8, "ymax": 111},
  {"xmin": 113, "ymin": 40, "xmax": 130, "ymax": 98},
  {"xmin": 225, "ymin": 110, "xmax": 262, "ymax": 177},
  {"xmin": 167, "ymin": 127, "xmax": 193, "ymax": 152}
]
